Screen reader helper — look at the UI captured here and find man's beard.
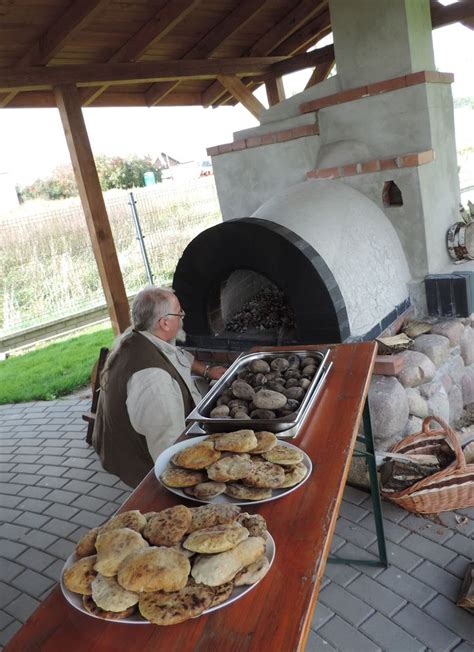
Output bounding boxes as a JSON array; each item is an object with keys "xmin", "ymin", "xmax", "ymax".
[{"xmin": 176, "ymin": 327, "xmax": 187, "ymax": 345}]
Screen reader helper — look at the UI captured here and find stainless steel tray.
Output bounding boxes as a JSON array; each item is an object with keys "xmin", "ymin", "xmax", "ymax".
[{"xmin": 186, "ymin": 349, "xmax": 332, "ymax": 438}]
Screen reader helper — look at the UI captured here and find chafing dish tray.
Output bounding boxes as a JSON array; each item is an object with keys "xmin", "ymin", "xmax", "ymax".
[{"xmin": 186, "ymin": 349, "xmax": 332, "ymax": 439}]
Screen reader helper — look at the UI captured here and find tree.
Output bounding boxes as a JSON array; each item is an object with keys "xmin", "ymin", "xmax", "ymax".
[{"xmin": 19, "ymin": 154, "xmax": 162, "ymax": 201}]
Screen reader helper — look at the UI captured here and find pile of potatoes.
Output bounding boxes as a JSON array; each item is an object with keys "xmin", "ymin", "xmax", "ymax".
[{"xmin": 209, "ymin": 354, "xmax": 320, "ymax": 421}]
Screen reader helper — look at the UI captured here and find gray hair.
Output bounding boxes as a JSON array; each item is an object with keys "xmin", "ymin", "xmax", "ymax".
[
  {"xmin": 100, "ymin": 286, "xmax": 175, "ymax": 390},
  {"xmin": 132, "ymin": 286, "xmax": 175, "ymax": 332}
]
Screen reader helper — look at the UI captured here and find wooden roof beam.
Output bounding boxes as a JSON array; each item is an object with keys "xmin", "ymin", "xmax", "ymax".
[
  {"xmin": 0, "ymin": 57, "xmax": 287, "ymax": 93},
  {"xmin": 145, "ymin": 0, "xmax": 270, "ymax": 106},
  {"xmin": 266, "ymin": 77, "xmax": 285, "ymax": 106},
  {"xmin": 216, "ymin": 75, "xmax": 266, "ymax": 119},
  {"xmin": 304, "ymin": 58, "xmax": 335, "ymax": 89},
  {"xmin": 82, "ymin": 0, "xmax": 201, "ymax": 106},
  {"xmin": 431, "ymin": 0, "xmax": 474, "ymax": 29},
  {"xmin": 0, "ymin": 0, "xmax": 110, "ymax": 108}
]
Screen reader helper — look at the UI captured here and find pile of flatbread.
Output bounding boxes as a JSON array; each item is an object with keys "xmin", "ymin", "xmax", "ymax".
[
  {"xmin": 161, "ymin": 430, "xmax": 308, "ymax": 502},
  {"xmin": 62, "ymin": 505, "xmax": 271, "ymax": 625}
]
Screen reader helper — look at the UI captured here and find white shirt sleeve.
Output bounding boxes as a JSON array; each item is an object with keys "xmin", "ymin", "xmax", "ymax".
[{"xmin": 126, "ymin": 367, "xmax": 186, "ymax": 461}]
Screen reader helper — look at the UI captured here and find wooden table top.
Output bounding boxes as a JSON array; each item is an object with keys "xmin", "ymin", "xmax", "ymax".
[{"xmin": 6, "ymin": 342, "xmax": 377, "ymax": 652}]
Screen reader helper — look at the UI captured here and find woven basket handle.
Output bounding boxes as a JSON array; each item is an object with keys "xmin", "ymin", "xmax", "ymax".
[{"xmin": 420, "ymin": 415, "xmax": 467, "ymax": 471}]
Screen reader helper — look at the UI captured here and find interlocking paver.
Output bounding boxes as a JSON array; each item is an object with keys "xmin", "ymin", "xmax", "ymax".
[
  {"xmin": 13, "ymin": 569, "xmax": 55, "ymax": 599},
  {"xmin": 0, "ymin": 582, "xmax": 20, "ymax": 609},
  {"xmin": 358, "ymin": 513, "xmax": 411, "ymax": 544},
  {"xmin": 4, "ymin": 593, "xmax": 40, "ymax": 623},
  {"xmin": 0, "ymin": 524, "xmax": 30, "ymax": 541},
  {"xmin": 400, "ymin": 513, "xmax": 455, "ymax": 544},
  {"xmin": 62, "ymin": 467, "xmax": 96, "ymax": 481},
  {"xmin": 322, "ymin": 562, "xmax": 361, "ymax": 587},
  {"xmin": 0, "ymin": 558, "xmax": 25, "ymax": 583},
  {"xmin": 399, "ymin": 533, "xmax": 458, "ymax": 567},
  {"xmin": 0, "ymin": 540, "xmax": 27, "ymax": 560},
  {"xmin": 318, "ymin": 614, "xmax": 382, "ymax": 652},
  {"xmin": 445, "ymin": 555, "xmax": 471, "ymax": 579},
  {"xmin": 412, "ymin": 560, "xmax": 462, "ymax": 601},
  {"xmin": 361, "ymin": 612, "xmax": 426, "ymax": 652},
  {"xmin": 16, "ymin": 498, "xmax": 52, "ymax": 513},
  {"xmin": 306, "ymin": 630, "xmax": 337, "ymax": 651},
  {"xmin": 444, "ymin": 533, "xmax": 474, "ymax": 558},
  {"xmin": 0, "ymin": 495, "xmax": 23, "ymax": 509},
  {"xmin": 18, "ymin": 485, "xmax": 53, "ymax": 499},
  {"xmin": 0, "ymin": 483, "xmax": 26, "ymax": 496},
  {"xmin": 310, "ymin": 601, "xmax": 334, "ymax": 629},
  {"xmin": 90, "ymin": 484, "xmax": 123, "ymax": 501},
  {"xmin": 21, "ymin": 531, "xmax": 58, "ymax": 551},
  {"xmin": 46, "ymin": 538, "xmax": 75, "ymax": 559},
  {"xmin": 0, "ymin": 621, "xmax": 22, "ymax": 646},
  {"xmin": 41, "ymin": 518, "xmax": 79, "ymax": 538},
  {"xmin": 42, "ymin": 503, "xmax": 79, "ymax": 520},
  {"xmin": 319, "ymin": 582, "xmax": 374, "ymax": 626},
  {"xmin": 375, "ymin": 566, "xmax": 436, "ymax": 607},
  {"xmin": 424, "ymin": 595, "xmax": 474, "ymax": 648},
  {"xmin": 35, "ymin": 476, "xmax": 69, "ymax": 489},
  {"xmin": 335, "ymin": 517, "xmax": 377, "ymax": 548},
  {"xmin": 13, "ymin": 511, "xmax": 51, "ymax": 529},
  {"xmin": 14, "ymin": 548, "xmax": 56, "ymax": 572},
  {"xmin": 70, "ymin": 509, "xmax": 106, "ymax": 529},
  {"xmin": 347, "ymin": 574, "xmax": 406, "ymax": 617},
  {"xmin": 45, "ymin": 489, "xmax": 79, "ymax": 505},
  {"xmin": 393, "ymin": 603, "xmax": 463, "ymax": 650}
]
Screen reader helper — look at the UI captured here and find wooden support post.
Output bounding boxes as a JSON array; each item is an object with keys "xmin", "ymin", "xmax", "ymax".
[
  {"xmin": 54, "ymin": 83, "xmax": 130, "ymax": 334},
  {"xmin": 265, "ymin": 76, "xmax": 285, "ymax": 106},
  {"xmin": 305, "ymin": 59, "xmax": 335, "ymax": 89},
  {"xmin": 216, "ymin": 75, "xmax": 265, "ymax": 119}
]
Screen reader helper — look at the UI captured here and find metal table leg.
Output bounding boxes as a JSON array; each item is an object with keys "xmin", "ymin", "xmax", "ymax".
[{"xmin": 329, "ymin": 400, "xmax": 388, "ymax": 567}]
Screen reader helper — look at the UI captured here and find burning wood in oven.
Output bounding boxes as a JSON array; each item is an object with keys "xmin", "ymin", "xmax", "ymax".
[{"xmin": 224, "ymin": 286, "xmax": 296, "ymax": 334}]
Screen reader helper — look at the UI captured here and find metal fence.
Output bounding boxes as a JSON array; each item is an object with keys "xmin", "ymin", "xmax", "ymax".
[{"xmin": 0, "ymin": 177, "xmax": 222, "ymax": 337}]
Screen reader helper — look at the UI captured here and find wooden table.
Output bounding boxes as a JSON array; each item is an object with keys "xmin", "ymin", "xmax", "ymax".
[{"xmin": 7, "ymin": 342, "xmax": 380, "ymax": 652}]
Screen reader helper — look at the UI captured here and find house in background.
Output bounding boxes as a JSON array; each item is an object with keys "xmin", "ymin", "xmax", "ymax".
[{"xmin": 154, "ymin": 152, "xmax": 210, "ymax": 181}]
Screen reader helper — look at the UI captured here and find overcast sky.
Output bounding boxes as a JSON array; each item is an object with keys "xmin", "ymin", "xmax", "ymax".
[{"xmin": 0, "ymin": 23, "xmax": 472, "ymax": 186}]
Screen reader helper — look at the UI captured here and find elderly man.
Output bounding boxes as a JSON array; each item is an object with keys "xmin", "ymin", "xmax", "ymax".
[{"xmin": 93, "ymin": 286, "xmax": 226, "ymax": 488}]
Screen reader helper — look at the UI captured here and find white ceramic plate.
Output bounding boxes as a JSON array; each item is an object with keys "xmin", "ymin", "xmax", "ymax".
[
  {"xmin": 155, "ymin": 436, "xmax": 312, "ymax": 506},
  {"xmin": 60, "ymin": 534, "xmax": 275, "ymax": 624}
]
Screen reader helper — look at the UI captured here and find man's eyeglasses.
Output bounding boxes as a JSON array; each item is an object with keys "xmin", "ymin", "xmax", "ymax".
[{"xmin": 164, "ymin": 311, "xmax": 185, "ymax": 319}]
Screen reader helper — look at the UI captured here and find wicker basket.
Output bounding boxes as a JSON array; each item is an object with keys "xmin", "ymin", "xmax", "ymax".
[{"xmin": 381, "ymin": 416, "xmax": 474, "ymax": 514}]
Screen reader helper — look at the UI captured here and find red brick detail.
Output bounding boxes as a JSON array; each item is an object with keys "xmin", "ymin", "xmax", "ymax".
[
  {"xmin": 299, "ymin": 70, "xmax": 454, "ymax": 115},
  {"xmin": 361, "ymin": 159, "xmax": 381, "ymax": 173},
  {"xmin": 397, "ymin": 150, "xmax": 434, "ymax": 167},
  {"xmin": 373, "ymin": 354, "xmax": 405, "ymax": 376},
  {"xmin": 341, "ymin": 163, "xmax": 358, "ymax": 176},
  {"xmin": 379, "ymin": 157, "xmax": 398, "ymax": 171},
  {"xmin": 367, "ymin": 76, "xmax": 407, "ymax": 94},
  {"xmin": 207, "ymin": 124, "xmax": 319, "ymax": 157}
]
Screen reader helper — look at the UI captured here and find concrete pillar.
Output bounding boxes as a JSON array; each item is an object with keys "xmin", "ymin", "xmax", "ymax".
[{"xmin": 330, "ymin": 0, "xmax": 435, "ymax": 89}]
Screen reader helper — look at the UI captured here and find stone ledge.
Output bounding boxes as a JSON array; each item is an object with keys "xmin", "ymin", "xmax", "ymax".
[
  {"xmin": 299, "ymin": 70, "xmax": 454, "ymax": 113},
  {"xmin": 306, "ymin": 149, "xmax": 435, "ymax": 180},
  {"xmin": 206, "ymin": 123, "xmax": 319, "ymax": 157}
]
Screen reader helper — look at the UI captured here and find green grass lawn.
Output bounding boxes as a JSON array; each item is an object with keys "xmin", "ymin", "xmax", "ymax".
[{"xmin": 0, "ymin": 324, "xmax": 114, "ymax": 404}]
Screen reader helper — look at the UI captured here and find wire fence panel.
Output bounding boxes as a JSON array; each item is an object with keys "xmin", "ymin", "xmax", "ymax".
[{"xmin": 0, "ymin": 177, "xmax": 221, "ymax": 336}]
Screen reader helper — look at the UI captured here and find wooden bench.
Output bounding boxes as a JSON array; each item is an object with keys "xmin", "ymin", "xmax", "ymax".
[{"xmin": 82, "ymin": 346, "xmax": 109, "ymax": 445}]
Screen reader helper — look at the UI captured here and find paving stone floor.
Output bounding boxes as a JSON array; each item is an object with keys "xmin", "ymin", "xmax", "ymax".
[{"xmin": 0, "ymin": 394, "xmax": 473, "ymax": 651}]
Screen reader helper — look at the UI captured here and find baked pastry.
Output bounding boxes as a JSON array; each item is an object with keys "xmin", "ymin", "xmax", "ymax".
[
  {"xmin": 224, "ymin": 484, "xmax": 272, "ymax": 501},
  {"xmin": 160, "ymin": 467, "xmax": 206, "ymax": 488},
  {"xmin": 94, "ymin": 528, "xmax": 148, "ymax": 577},
  {"xmin": 82, "ymin": 594, "xmax": 137, "ymax": 620},
  {"xmin": 237, "ymin": 513, "xmax": 268, "ymax": 538},
  {"xmin": 234, "ymin": 556, "xmax": 270, "ymax": 586},
  {"xmin": 63, "ymin": 555, "xmax": 97, "ymax": 595},
  {"xmin": 213, "ymin": 430, "xmax": 258, "ymax": 453},
  {"xmin": 209, "ymin": 581, "xmax": 234, "ymax": 607},
  {"xmin": 206, "ymin": 454, "xmax": 253, "ymax": 482},
  {"xmin": 91, "ymin": 574, "xmax": 139, "ymax": 612},
  {"xmin": 262, "ymin": 445, "xmax": 304, "ymax": 466},
  {"xmin": 143, "ymin": 505, "xmax": 192, "ymax": 546},
  {"xmin": 171, "ymin": 440, "xmax": 221, "ymax": 469},
  {"xmin": 138, "ymin": 583, "xmax": 214, "ymax": 625},
  {"xmin": 75, "ymin": 527, "xmax": 100, "ymax": 558},
  {"xmin": 249, "ymin": 431, "xmax": 278, "ymax": 454},
  {"xmin": 183, "ymin": 523, "xmax": 249, "ymax": 554},
  {"xmin": 191, "ymin": 536, "xmax": 265, "ymax": 586},
  {"xmin": 242, "ymin": 461, "xmax": 285, "ymax": 489},
  {"xmin": 185, "ymin": 481, "xmax": 227, "ymax": 500},
  {"xmin": 117, "ymin": 546, "xmax": 190, "ymax": 593},
  {"xmin": 101, "ymin": 510, "xmax": 147, "ymax": 534},
  {"xmin": 188, "ymin": 504, "xmax": 241, "ymax": 532},
  {"xmin": 278, "ymin": 462, "xmax": 307, "ymax": 488}
]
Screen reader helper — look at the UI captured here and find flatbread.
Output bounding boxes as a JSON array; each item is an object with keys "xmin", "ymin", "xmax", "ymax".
[
  {"xmin": 278, "ymin": 462, "xmax": 307, "ymax": 488},
  {"xmin": 138, "ymin": 583, "xmax": 214, "ymax": 625},
  {"xmin": 160, "ymin": 466, "xmax": 207, "ymax": 488},
  {"xmin": 237, "ymin": 513, "xmax": 268, "ymax": 538},
  {"xmin": 63, "ymin": 555, "xmax": 97, "ymax": 595},
  {"xmin": 262, "ymin": 445, "xmax": 304, "ymax": 466},
  {"xmin": 209, "ymin": 581, "xmax": 234, "ymax": 607},
  {"xmin": 188, "ymin": 504, "xmax": 241, "ymax": 532},
  {"xmin": 242, "ymin": 461, "xmax": 285, "ymax": 488},
  {"xmin": 101, "ymin": 510, "xmax": 147, "ymax": 533},
  {"xmin": 191, "ymin": 536, "xmax": 265, "ymax": 587},
  {"xmin": 249, "ymin": 431, "xmax": 278, "ymax": 454},
  {"xmin": 206, "ymin": 455, "xmax": 253, "ymax": 482},
  {"xmin": 94, "ymin": 528, "xmax": 148, "ymax": 577},
  {"xmin": 171, "ymin": 440, "xmax": 221, "ymax": 469},
  {"xmin": 185, "ymin": 481, "xmax": 227, "ymax": 500},
  {"xmin": 183, "ymin": 523, "xmax": 249, "ymax": 554},
  {"xmin": 75, "ymin": 527, "xmax": 100, "ymax": 558},
  {"xmin": 82, "ymin": 594, "xmax": 137, "ymax": 620},
  {"xmin": 117, "ymin": 546, "xmax": 190, "ymax": 593},
  {"xmin": 143, "ymin": 505, "xmax": 192, "ymax": 546},
  {"xmin": 224, "ymin": 484, "xmax": 272, "ymax": 501},
  {"xmin": 91, "ymin": 574, "xmax": 139, "ymax": 612},
  {"xmin": 234, "ymin": 556, "xmax": 270, "ymax": 586},
  {"xmin": 213, "ymin": 430, "xmax": 258, "ymax": 453}
]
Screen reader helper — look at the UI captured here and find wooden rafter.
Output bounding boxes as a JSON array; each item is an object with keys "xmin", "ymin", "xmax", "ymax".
[
  {"xmin": 145, "ymin": 0, "xmax": 269, "ymax": 107},
  {"xmin": 82, "ymin": 0, "xmax": 201, "ymax": 106},
  {"xmin": 0, "ymin": 0, "xmax": 109, "ymax": 108},
  {"xmin": 216, "ymin": 75, "xmax": 266, "ymax": 119},
  {"xmin": 0, "ymin": 57, "xmax": 288, "ymax": 93},
  {"xmin": 202, "ymin": 0, "xmax": 327, "ymax": 109},
  {"xmin": 305, "ymin": 59, "xmax": 335, "ymax": 89},
  {"xmin": 273, "ymin": 9, "xmax": 331, "ymax": 56},
  {"xmin": 431, "ymin": 0, "xmax": 474, "ymax": 29},
  {"xmin": 265, "ymin": 77, "xmax": 285, "ymax": 106},
  {"xmin": 54, "ymin": 84, "xmax": 130, "ymax": 334}
]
